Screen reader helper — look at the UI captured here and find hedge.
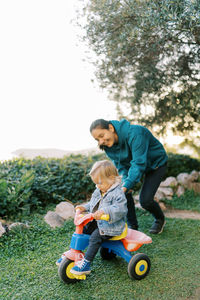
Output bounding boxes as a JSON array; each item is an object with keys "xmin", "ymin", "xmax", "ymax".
[{"xmin": 0, "ymin": 152, "xmax": 199, "ymax": 218}]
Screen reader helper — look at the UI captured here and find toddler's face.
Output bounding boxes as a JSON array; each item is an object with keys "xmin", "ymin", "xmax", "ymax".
[{"xmin": 92, "ymin": 174, "xmax": 114, "ymax": 193}]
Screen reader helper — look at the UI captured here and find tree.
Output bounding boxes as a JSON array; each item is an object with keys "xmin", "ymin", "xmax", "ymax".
[{"xmin": 77, "ymin": 0, "xmax": 200, "ymax": 136}]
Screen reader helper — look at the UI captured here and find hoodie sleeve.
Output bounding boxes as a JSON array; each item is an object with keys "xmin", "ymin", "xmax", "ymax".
[{"xmin": 123, "ymin": 133, "xmax": 149, "ymax": 190}]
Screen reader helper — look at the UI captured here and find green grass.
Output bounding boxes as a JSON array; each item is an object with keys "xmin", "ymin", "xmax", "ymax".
[
  {"xmin": 162, "ymin": 189, "xmax": 200, "ymax": 212},
  {"xmin": 0, "ymin": 197, "xmax": 200, "ymax": 300}
]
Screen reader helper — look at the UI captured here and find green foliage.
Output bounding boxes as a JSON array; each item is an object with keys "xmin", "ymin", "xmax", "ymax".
[
  {"xmin": 0, "ymin": 170, "xmax": 35, "ymax": 217},
  {"xmin": 0, "ymin": 154, "xmax": 106, "ymax": 218},
  {"xmin": 166, "ymin": 152, "xmax": 200, "ymax": 177},
  {"xmin": 0, "ymin": 152, "xmax": 199, "ymax": 218},
  {"xmin": 77, "ymin": 0, "xmax": 200, "ymax": 136},
  {"xmin": 162, "ymin": 189, "xmax": 200, "ymax": 211}
]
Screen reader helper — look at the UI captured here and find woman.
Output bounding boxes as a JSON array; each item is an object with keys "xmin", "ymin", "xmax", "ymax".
[{"xmin": 90, "ymin": 118, "xmax": 168, "ymax": 234}]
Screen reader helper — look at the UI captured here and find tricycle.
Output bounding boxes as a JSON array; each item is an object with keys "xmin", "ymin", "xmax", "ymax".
[{"xmin": 57, "ymin": 209, "xmax": 152, "ymax": 283}]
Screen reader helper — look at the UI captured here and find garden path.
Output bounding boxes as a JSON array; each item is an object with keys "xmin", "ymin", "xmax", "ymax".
[{"xmin": 164, "ymin": 208, "xmax": 200, "ymax": 220}]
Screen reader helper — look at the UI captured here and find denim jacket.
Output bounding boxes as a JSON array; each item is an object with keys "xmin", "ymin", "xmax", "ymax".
[{"xmin": 83, "ymin": 183, "xmax": 127, "ymax": 236}]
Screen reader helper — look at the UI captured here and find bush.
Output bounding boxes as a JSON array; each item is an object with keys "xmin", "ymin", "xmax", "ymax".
[
  {"xmin": 0, "ymin": 154, "xmax": 106, "ymax": 218},
  {"xmin": 0, "ymin": 152, "xmax": 199, "ymax": 218},
  {"xmin": 166, "ymin": 153, "xmax": 200, "ymax": 178}
]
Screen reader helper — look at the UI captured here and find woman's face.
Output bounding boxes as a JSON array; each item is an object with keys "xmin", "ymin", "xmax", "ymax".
[{"xmin": 91, "ymin": 124, "xmax": 118, "ymax": 148}]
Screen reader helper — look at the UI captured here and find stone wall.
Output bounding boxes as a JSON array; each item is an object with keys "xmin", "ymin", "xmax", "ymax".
[{"xmin": 134, "ymin": 170, "xmax": 200, "ymax": 210}]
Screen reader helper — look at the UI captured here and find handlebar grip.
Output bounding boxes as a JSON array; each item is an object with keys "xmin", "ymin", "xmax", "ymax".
[{"xmin": 100, "ymin": 214, "xmax": 109, "ymax": 221}]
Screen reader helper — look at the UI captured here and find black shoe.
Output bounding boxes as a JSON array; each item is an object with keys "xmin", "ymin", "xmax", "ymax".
[{"xmin": 149, "ymin": 219, "xmax": 166, "ymax": 234}]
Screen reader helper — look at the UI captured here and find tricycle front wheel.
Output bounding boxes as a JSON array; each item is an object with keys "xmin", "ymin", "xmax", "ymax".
[
  {"xmin": 58, "ymin": 257, "xmax": 78, "ymax": 283},
  {"xmin": 128, "ymin": 253, "xmax": 151, "ymax": 280}
]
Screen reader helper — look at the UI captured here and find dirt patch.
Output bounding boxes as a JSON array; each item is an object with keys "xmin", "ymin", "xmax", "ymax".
[
  {"xmin": 185, "ymin": 287, "xmax": 200, "ymax": 300},
  {"xmin": 136, "ymin": 202, "xmax": 200, "ymax": 220},
  {"xmin": 164, "ymin": 209, "xmax": 200, "ymax": 220}
]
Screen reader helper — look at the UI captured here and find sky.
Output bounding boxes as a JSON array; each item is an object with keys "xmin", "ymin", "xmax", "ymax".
[{"xmin": 0, "ymin": 0, "xmax": 117, "ymax": 160}]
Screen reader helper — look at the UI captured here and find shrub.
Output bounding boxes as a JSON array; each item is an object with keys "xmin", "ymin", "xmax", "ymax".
[
  {"xmin": 0, "ymin": 154, "xmax": 106, "ymax": 218},
  {"xmin": 166, "ymin": 152, "xmax": 200, "ymax": 178},
  {"xmin": 0, "ymin": 152, "xmax": 199, "ymax": 218}
]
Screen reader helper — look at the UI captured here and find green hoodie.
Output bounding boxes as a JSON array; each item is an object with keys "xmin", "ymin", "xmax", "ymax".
[{"xmin": 104, "ymin": 119, "xmax": 168, "ymax": 191}]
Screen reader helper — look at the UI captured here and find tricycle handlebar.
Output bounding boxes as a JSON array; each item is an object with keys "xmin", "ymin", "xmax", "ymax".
[
  {"xmin": 74, "ymin": 209, "xmax": 109, "ymax": 226},
  {"xmin": 100, "ymin": 214, "xmax": 109, "ymax": 221}
]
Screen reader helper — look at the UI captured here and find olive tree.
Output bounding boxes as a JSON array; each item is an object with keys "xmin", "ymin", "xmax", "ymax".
[{"xmin": 77, "ymin": 0, "xmax": 200, "ymax": 137}]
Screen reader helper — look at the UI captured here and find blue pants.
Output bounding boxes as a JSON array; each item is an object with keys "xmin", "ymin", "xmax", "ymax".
[{"xmin": 126, "ymin": 163, "xmax": 167, "ymax": 229}]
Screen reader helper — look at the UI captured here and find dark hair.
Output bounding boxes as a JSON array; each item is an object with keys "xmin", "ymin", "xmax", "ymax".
[
  {"xmin": 90, "ymin": 119, "xmax": 110, "ymax": 151},
  {"xmin": 90, "ymin": 119, "xmax": 110, "ymax": 133}
]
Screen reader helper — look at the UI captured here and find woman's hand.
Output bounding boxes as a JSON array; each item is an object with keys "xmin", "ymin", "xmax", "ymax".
[
  {"xmin": 93, "ymin": 209, "xmax": 105, "ymax": 220},
  {"xmin": 122, "ymin": 187, "xmax": 127, "ymax": 193},
  {"xmin": 75, "ymin": 205, "xmax": 86, "ymax": 213},
  {"xmin": 122, "ymin": 187, "xmax": 133, "ymax": 194}
]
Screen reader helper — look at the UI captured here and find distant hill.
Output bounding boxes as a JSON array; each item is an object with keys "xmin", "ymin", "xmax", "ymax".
[{"xmin": 12, "ymin": 148, "xmax": 101, "ymax": 159}]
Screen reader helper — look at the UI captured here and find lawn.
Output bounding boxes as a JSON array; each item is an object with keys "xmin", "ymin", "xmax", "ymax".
[
  {"xmin": 0, "ymin": 197, "xmax": 200, "ymax": 300},
  {"xmin": 162, "ymin": 190, "xmax": 200, "ymax": 212}
]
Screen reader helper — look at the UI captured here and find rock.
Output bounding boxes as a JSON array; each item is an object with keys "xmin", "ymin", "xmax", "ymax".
[
  {"xmin": 188, "ymin": 170, "xmax": 199, "ymax": 182},
  {"xmin": 160, "ymin": 177, "xmax": 178, "ymax": 187},
  {"xmin": 0, "ymin": 222, "xmax": 6, "ymax": 237},
  {"xmin": 177, "ymin": 173, "xmax": 190, "ymax": 186},
  {"xmin": 158, "ymin": 187, "xmax": 174, "ymax": 197},
  {"xmin": 0, "ymin": 218, "xmax": 6, "ymax": 225},
  {"xmin": 133, "ymin": 194, "xmax": 139, "ymax": 202},
  {"xmin": 159, "ymin": 202, "xmax": 167, "ymax": 211},
  {"xmin": 135, "ymin": 202, "xmax": 144, "ymax": 210},
  {"xmin": 176, "ymin": 185, "xmax": 185, "ymax": 197},
  {"xmin": 187, "ymin": 182, "xmax": 200, "ymax": 194},
  {"xmin": 55, "ymin": 201, "xmax": 75, "ymax": 220},
  {"xmin": 154, "ymin": 187, "xmax": 174, "ymax": 202},
  {"xmin": 165, "ymin": 196, "xmax": 173, "ymax": 200},
  {"xmin": 44, "ymin": 211, "xmax": 65, "ymax": 228},
  {"xmin": 154, "ymin": 190, "xmax": 165, "ymax": 202},
  {"xmin": 8, "ymin": 222, "xmax": 30, "ymax": 230}
]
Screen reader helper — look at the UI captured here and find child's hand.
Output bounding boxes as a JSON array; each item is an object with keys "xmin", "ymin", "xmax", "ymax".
[
  {"xmin": 75, "ymin": 205, "xmax": 86, "ymax": 213},
  {"xmin": 93, "ymin": 209, "xmax": 104, "ymax": 220}
]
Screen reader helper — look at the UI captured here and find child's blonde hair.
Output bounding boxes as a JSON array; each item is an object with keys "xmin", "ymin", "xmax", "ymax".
[{"xmin": 89, "ymin": 160, "xmax": 121, "ymax": 183}]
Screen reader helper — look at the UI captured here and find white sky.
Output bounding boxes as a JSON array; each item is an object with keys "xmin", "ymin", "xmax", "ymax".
[{"xmin": 0, "ymin": 0, "xmax": 117, "ymax": 160}]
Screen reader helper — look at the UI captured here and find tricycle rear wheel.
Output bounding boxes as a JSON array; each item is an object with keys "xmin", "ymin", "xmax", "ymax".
[
  {"xmin": 128, "ymin": 253, "xmax": 151, "ymax": 280},
  {"xmin": 58, "ymin": 257, "xmax": 78, "ymax": 283}
]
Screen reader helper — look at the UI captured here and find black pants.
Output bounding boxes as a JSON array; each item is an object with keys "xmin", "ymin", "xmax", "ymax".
[
  {"xmin": 83, "ymin": 220, "xmax": 112, "ymax": 262},
  {"xmin": 126, "ymin": 163, "xmax": 167, "ymax": 229}
]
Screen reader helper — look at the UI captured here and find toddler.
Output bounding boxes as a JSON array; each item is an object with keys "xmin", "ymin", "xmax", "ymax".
[{"xmin": 70, "ymin": 160, "xmax": 127, "ymax": 276}]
